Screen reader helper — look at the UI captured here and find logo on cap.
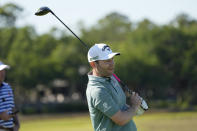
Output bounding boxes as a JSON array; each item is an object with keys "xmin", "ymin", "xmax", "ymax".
[
  {"xmin": 90, "ymin": 56, "xmax": 99, "ymax": 61},
  {"xmin": 102, "ymin": 45, "xmax": 111, "ymax": 51}
]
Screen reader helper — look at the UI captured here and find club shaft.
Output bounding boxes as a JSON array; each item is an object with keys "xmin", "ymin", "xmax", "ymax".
[
  {"xmin": 120, "ymin": 81, "xmax": 133, "ymax": 94},
  {"xmin": 50, "ymin": 11, "xmax": 89, "ymax": 49},
  {"xmin": 51, "ymin": 11, "xmax": 133, "ymax": 94}
]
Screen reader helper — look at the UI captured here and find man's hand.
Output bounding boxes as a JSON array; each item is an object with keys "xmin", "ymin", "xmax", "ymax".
[
  {"xmin": 13, "ymin": 125, "xmax": 20, "ymax": 131},
  {"xmin": 0, "ymin": 110, "xmax": 13, "ymax": 121},
  {"xmin": 130, "ymin": 92, "xmax": 142, "ymax": 111},
  {"xmin": 111, "ymin": 92, "xmax": 142, "ymax": 126},
  {"xmin": 13, "ymin": 114, "xmax": 20, "ymax": 131}
]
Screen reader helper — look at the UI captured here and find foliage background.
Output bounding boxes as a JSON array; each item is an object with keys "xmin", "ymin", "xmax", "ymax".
[{"xmin": 0, "ymin": 3, "xmax": 197, "ymax": 113}]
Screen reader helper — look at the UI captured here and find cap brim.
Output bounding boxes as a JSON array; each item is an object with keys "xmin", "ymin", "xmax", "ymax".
[
  {"xmin": 100, "ymin": 52, "xmax": 120, "ymax": 60},
  {"xmin": 0, "ymin": 65, "xmax": 10, "ymax": 71}
]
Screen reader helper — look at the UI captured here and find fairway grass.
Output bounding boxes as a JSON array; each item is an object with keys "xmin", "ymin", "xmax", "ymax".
[
  {"xmin": 134, "ymin": 112, "xmax": 197, "ymax": 131},
  {"xmin": 20, "ymin": 112, "xmax": 197, "ymax": 131}
]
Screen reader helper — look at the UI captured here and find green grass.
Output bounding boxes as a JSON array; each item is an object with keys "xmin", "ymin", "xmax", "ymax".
[
  {"xmin": 20, "ymin": 112, "xmax": 197, "ymax": 131},
  {"xmin": 135, "ymin": 112, "xmax": 197, "ymax": 131},
  {"xmin": 20, "ymin": 113, "xmax": 92, "ymax": 131}
]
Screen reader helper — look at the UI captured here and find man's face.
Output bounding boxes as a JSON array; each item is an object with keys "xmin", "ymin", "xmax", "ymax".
[
  {"xmin": 95, "ymin": 58, "xmax": 114, "ymax": 77},
  {"xmin": 0, "ymin": 70, "xmax": 6, "ymax": 84}
]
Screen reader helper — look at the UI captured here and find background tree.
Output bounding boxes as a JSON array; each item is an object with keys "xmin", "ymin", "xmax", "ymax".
[
  {"xmin": 1, "ymin": 2, "xmax": 197, "ymax": 113},
  {"xmin": 0, "ymin": 3, "xmax": 23, "ymax": 27}
]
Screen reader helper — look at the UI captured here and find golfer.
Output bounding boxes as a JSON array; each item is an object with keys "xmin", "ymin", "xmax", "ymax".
[
  {"xmin": 0, "ymin": 61, "xmax": 20, "ymax": 131},
  {"xmin": 86, "ymin": 43, "xmax": 142, "ymax": 131}
]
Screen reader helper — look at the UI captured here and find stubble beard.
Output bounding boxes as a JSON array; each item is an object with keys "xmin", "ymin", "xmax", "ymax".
[{"xmin": 97, "ymin": 66, "xmax": 113, "ymax": 77}]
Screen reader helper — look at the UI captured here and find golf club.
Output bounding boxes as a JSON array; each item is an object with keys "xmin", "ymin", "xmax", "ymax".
[
  {"xmin": 113, "ymin": 74, "xmax": 148, "ymax": 111},
  {"xmin": 35, "ymin": 6, "xmax": 89, "ymax": 49},
  {"xmin": 35, "ymin": 6, "xmax": 148, "ymax": 111}
]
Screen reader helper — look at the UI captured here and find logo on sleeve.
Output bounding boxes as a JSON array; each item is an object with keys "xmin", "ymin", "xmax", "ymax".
[
  {"xmin": 103, "ymin": 102, "xmax": 111, "ymax": 112},
  {"xmin": 100, "ymin": 128, "xmax": 106, "ymax": 131}
]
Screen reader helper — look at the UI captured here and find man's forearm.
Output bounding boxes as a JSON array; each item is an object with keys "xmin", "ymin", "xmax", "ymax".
[{"xmin": 111, "ymin": 106, "xmax": 138, "ymax": 126}]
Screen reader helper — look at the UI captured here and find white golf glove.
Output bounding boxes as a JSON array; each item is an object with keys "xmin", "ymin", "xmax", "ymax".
[{"xmin": 136, "ymin": 97, "xmax": 149, "ymax": 116}]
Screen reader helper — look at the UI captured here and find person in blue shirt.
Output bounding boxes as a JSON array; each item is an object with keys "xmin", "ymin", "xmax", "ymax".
[{"xmin": 0, "ymin": 61, "xmax": 20, "ymax": 131}]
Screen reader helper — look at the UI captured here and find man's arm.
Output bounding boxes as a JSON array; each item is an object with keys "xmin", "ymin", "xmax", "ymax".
[{"xmin": 111, "ymin": 92, "xmax": 141, "ymax": 126}]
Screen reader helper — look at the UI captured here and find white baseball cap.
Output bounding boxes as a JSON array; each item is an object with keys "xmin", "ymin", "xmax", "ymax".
[
  {"xmin": 88, "ymin": 43, "xmax": 120, "ymax": 62},
  {"xmin": 0, "ymin": 61, "xmax": 10, "ymax": 71}
]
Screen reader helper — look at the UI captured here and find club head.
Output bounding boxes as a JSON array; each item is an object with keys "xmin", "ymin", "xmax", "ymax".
[{"xmin": 35, "ymin": 7, "xmax": 51, "ymax": 16}]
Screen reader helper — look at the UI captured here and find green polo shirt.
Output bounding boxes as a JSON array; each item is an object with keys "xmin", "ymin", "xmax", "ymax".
[{"xmin": 86, "ymin": 75, "xmax": 137, "ymax": 131}]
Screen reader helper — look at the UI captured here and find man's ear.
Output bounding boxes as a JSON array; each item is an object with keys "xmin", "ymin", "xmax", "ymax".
[{"xmin": 90, "ymin": 62, "xmax": 96, "ymax": 68}]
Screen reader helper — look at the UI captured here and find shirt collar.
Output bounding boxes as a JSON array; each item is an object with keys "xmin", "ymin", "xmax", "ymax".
[{"xmin": 88, "ymin": 75, "xmax": 112, "ymax": 83}]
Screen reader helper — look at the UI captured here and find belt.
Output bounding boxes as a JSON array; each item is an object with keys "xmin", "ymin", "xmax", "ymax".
[{"xmin": 0, "ymin": 126, "xmax": 13, "ymax": 131}]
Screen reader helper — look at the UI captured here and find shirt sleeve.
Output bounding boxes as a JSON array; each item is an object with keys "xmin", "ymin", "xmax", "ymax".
[{"xmin": 91, "ymin": 87, "xmax": 120, "ymax": 118}]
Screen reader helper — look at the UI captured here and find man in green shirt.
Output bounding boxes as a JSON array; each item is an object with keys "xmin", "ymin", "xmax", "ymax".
[{"xmin": 86, "ymin": 43, "xmax": 142, "ymax": 131}]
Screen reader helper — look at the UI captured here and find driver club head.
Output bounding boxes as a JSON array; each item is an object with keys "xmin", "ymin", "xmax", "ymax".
[
  {"xmin": 35, "ymin": 6, "xmax": 89, "ymax": 49},
  {"xmin": 35, "ymin": 7, "xmax": 52, "ymax": 16}
]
